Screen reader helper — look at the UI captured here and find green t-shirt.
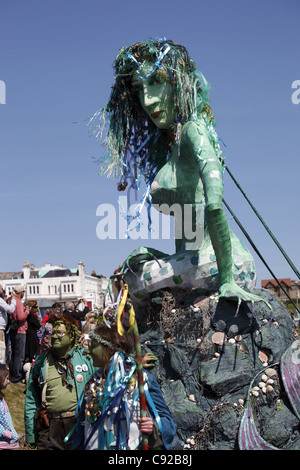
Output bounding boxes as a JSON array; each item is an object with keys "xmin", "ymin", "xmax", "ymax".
[{"xmin": 46, "ymin": 354, "xmax": 78, "ymax": 414}]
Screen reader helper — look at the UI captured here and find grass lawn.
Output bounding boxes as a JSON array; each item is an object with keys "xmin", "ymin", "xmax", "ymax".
[{"xmin": 4, "ymin": 382, "xmax": 26, "ymax": 434}]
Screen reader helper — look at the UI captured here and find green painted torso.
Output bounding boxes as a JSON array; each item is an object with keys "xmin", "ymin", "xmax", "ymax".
[{"xmin": 150, "ymin": 120, "xmax": 217, "ymax": 207}]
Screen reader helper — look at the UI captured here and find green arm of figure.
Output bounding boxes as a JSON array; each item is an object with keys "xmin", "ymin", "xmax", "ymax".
[
  {"xmin": 181, "ymin": 121, "xmax": 268, "ymax": 306},
  {"xmin": 24, "ymin": 351, "xmax": 47, "ymax": 444}
]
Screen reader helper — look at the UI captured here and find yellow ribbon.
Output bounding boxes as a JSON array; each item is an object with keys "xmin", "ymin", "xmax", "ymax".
[{"xmin": 116, "ymin": 284, "xmax": 135, "ymax": 335}]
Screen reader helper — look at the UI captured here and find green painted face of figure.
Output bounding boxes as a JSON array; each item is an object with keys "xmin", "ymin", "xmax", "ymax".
[
  {"xmin": 89, "ymin": 338, "xmax": 111, "ymax": 368},
  {"xmin": 51, "ymin": 323, "xmax": 73, "ymax": 357},
  {"xmin": 131, "ymin": 62, "xmax": 175, "ymax": 129}
]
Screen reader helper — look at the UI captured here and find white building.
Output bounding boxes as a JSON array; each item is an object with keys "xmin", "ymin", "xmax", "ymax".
[{"xmin": 0, "ymin": 260, "xmax": 109, "ymax": 311}]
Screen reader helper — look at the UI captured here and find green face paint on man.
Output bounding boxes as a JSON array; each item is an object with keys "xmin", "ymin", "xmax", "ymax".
[
  {"xmin": 88, "ymin": 339, "xmax": 105, "ymax": 367},
  {"xmin": 51, "ymin": 323, "xmax": 73, "ymax": 357}
]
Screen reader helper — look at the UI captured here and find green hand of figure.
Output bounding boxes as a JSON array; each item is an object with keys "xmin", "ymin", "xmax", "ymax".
[
  {"xmin": 217, "ymin": 279, "xmax": 271, "ymax": 309},
  {"xmin": 142, "ymin": 352, "xmax": 159, "ymax": 369},
  {"xmin": 206, "ymin": 208, "xmax": 271, "ymax": 309}
]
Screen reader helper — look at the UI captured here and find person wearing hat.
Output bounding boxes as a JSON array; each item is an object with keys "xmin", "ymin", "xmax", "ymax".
[
  {"xmin": 9, "ymin": 285, "xmax": 29, "ymax": 384},
  {"xmin": 25, "ymin": 312, "xmax": 98, "ymax": 450}
]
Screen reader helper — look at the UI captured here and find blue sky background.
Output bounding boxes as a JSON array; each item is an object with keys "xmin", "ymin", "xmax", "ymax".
[{"xmin": 0, "ymin": 0, "xmax": 299, "ymax": 285}]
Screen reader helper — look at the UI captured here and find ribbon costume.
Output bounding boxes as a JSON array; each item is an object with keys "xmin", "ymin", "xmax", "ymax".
[{"xmin": 72, "ymin": 323, "xmax": 177, "ymax": 450}]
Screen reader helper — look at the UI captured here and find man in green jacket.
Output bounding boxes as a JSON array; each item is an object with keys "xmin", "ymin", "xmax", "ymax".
[{"xmin": 25, "ymin": 312, "xmax": 97, "ymax": 450}]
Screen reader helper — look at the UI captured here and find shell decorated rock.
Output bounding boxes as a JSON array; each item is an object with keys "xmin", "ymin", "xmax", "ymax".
[
  {"xmin": 211, "ymin": 332, "xmax": 226, "ymax": 345},
  {"xmin": 265, "ymin": 368, "xmax": 277, "ymax": 378},
  {"xmin": 258, "ymin": 350, "xmax": 269, "ymax": 363}
]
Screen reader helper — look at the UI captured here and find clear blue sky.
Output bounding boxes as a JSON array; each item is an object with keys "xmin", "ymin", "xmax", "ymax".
[{"xmin": 0, "ymin": 0, "xmax": 299, "ymax": 285}]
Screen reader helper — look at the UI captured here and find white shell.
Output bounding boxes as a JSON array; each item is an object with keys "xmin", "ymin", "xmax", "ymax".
[
  {"xmin": 228, "ymin": 338, "xmax": 236, "ymax": 344},
  {"xmin": 265, "ymin": 368, "xmax": 277, "ymax": 378},
  {"xmin": 211, "ymin": 332, "xmax": 226, "ymax": 345},
  {"xmin": 251, "ymin": 390, "xmax": 259, "ymax": 397},
  {"xmin": 259, "ymin": 350, "xmax": 269, "ymax": 363},
  {"xmin": 261, "ymin": 374, "xmax": 268, "ymax": 382}
]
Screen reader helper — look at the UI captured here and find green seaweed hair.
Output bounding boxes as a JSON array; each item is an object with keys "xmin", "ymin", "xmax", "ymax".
[{"xmin": 88, "ymin": 38, "xmax": 223, "ymax": 189}]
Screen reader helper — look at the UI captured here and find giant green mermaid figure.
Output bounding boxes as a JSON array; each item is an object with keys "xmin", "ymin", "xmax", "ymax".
[{"xmin": 91, "ymin": 38, "xmax": 264, "ymax": 309}]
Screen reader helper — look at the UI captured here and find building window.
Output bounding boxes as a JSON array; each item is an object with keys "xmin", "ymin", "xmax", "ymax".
[{"xmin": 28, "ymin": 285, "xmax": 40, "ymax": 295}]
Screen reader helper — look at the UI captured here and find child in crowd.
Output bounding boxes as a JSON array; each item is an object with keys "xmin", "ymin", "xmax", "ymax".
[{"xmin": 0, "ymin": 365, "xmax": 19, "ymax": 449}]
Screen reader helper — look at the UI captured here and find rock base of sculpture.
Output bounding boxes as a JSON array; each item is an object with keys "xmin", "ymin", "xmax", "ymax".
[
  {"xmin": 122, "ymin": 228, "xmax": 257, "ymax": 307},
  {"xmin": 138, "ymin": 287, "xmax": 300, "ymax": 450}
]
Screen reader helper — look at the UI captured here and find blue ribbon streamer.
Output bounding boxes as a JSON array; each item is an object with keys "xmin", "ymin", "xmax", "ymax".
[
  {"xmin": 126, "ymin": 42, "xmax": 171, "ymax": 81},
  {"xmin": 144, "ymin": 379, "xmax": 163, "ymax": 434},
  {"xmin": 84, "ymin": 355, "xmax": 136, "ymax": 450}
]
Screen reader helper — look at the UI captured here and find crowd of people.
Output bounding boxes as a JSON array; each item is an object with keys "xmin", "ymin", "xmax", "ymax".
[{"xmin": 0, "ymin": 283, "xmax": 178, "ymax": 450}]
